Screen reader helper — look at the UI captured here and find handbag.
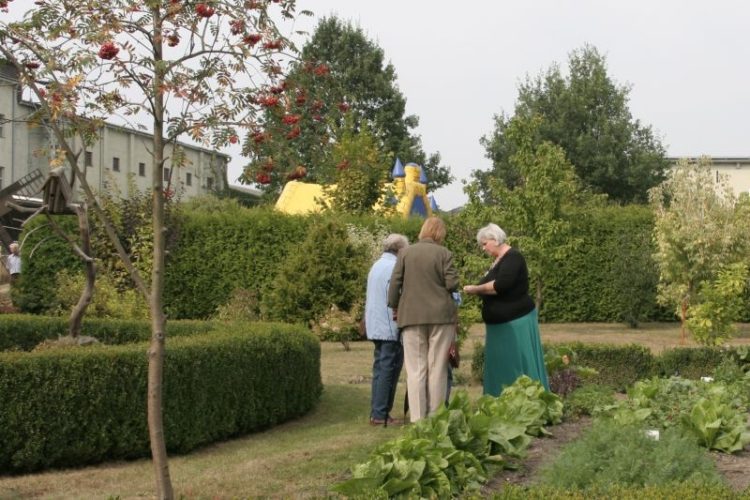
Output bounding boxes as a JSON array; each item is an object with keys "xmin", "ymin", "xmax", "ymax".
[{"xmin": 448, "ymin": 340, "xmax": 460, "ymax": 368}]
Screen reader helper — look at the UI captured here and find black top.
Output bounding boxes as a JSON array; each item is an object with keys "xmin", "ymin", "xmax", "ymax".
[{"xmin": 478, "ymin": 247, "xmax": 535, "ymax": 324}]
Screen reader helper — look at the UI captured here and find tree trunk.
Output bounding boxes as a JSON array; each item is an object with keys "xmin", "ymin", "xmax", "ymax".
[
  {"xmin": 147, "ymin": 6, "xmax": 174, "ymax": 499},
  {"xmin": 680, "ymin": 300, "xmax": 687, "ymax": 345},
  {"xmin": 535, "ymin": 278, "xmax": 543, "ymax": 312},
  {"xmin": 68, "ymin": 203, "xmax": 95, "ymax": 338}
]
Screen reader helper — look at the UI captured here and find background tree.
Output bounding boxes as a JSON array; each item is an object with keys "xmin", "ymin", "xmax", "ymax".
[
  {"xmin": 476, "ymin": 45, "xmax": 668, "ymax": 204},
  {"xmin": 1, "ymin": 1, "xmax": 304, "ymax": 496},
  {"xmin": 465, "ymin": 115, "xmax": 594, "ymax": 312},
  {"xmin": 240, "ymin": 16, "xmax": 452, "ymax": 197},
  {"xmin": 323, "ymin": 119, "xmax": 390, "ymax": 214},
  {"xmin": 649, "ymin": 157, "xmax": 750, "ymax": 345}
]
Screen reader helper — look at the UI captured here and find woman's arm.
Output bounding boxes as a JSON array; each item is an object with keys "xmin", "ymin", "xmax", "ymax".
[{"xmin": 463, "ymin": 281, "xmax": 497, "ymax": 296}]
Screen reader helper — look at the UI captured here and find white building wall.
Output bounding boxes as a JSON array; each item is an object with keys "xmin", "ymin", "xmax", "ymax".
[
  {"xmin": 0, "ymin": 70, "xmax": 228, "ymax": 200},
  {"xmin": 669, "ymin": 157, "xmax": 750, "ymax": 198}
]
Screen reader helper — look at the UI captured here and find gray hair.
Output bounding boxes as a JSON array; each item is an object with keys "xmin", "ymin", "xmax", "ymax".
[
  {"xmin": 383, "ymin": 233, "xmax": 409, "ymax": 253},
  {"xmin": 476, "ymin": 223, "xmax": 507, "ymax": 246}
]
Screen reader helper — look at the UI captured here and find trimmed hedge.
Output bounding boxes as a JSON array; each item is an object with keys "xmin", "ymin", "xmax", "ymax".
[
  {"xmin": 0, "ymin": 314, "xmax": 215, "ymax": 351},
  {"xmin": 164, "ymin": 207, "xmax": 309, "ymax": 319},
  {"xmin": 655, "ymin": 347, "xmax": 727, "ymax": 380},
  {"xmin": 18, "ymin": 204, "xmax": 750, "ymax": 322},
  {"xmin": 560, "ymin": 342, "xmax": 655, "ymax": 391},
  {"xmin": 472, "ymin": 342, "xmax": 744, "ymax": 392},
  {"xmin": 0, "ymin": 322, "xmax": 322, "ymax": 472}
]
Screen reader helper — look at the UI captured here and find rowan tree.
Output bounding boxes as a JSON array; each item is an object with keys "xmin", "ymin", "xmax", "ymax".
[
  {"xmin": 0, "ymin": 1, "xmax": 306, "ymax": 497},
  {"xmin": 240, "ymin": 16, "xmax": 452, "ymax": 197}
]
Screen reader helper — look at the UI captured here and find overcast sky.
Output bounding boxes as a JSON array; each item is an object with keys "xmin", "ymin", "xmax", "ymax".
[{"xmin": 274, "ymin": 0, "xmax": 750, "ymax": 209}]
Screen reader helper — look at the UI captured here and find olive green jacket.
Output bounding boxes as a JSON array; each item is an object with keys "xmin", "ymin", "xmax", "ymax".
[{"xmin": 387, "ymin": 238, "xmax": 459, "ymax": 328}]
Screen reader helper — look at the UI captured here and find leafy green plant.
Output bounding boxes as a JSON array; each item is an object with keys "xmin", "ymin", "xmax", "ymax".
[
  {"xmin": 598, "ymin": 375, "xmax": 750, "ymax": 453},
  {"xmin": 544, "ymin": 345, "xmax": 598, "ymax": 397},
  {"xmin": 539, "ymin": 420, "xmax": 723, "ymax": 488},
  {"xmin": 686, "ymin": 262, "xmax": 749, "ymax": 346},
  {"xmin": 333, "ymin": 377, "xmax": 561, "ymax": 498},
  {"xmin": 681, "ymin": 397, "xmax": 750, "ymax": 453},
  {"xmin": 563, "ymin": 384, "xmax": 616, "ymax": 418}
]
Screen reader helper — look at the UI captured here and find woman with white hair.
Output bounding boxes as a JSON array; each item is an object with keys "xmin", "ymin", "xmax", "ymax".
[{"xmin": 463, "ymin": 223, "xmax": 549, "ymax": 395}]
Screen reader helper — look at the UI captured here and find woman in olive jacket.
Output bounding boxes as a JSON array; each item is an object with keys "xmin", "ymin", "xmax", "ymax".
[{"xmin": 387, "ymin": 216, "xmax": 459, "ymax": 422}]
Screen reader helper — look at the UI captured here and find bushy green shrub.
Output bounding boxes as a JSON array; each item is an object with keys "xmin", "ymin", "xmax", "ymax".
[
  {"xmin": 539, "ymin": 420, "xmax": 722, "ymax": 489},
  {"xmin": 261, "ymin": 219, "xmax": 368, "ymax": 324},
  {"xmin": 0, "ymin": 322, "xmax": 321, "ymax": 472},
  {"xmin": 51, "ymin": 269, "xmax": 148, "ymax": 320},
  {"xmin": 13, "ymin": 216, "xmax": 80, "ymax": 314}
]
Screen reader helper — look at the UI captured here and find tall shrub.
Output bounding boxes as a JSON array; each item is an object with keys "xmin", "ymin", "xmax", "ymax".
[{"xmin": 261, "ymin": 218, "xmax": 368, "ymax": 324}]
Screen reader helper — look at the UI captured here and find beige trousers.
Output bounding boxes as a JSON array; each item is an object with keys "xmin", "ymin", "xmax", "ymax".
[{"xmin": 401, "ymin": 323, "xmax": 455, "ymax": 422}]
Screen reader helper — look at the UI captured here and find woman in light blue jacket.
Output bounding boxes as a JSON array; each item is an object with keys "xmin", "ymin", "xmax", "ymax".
[{"xmin": 365, "ymin": 234, "xmax": 409, "ymax": 426}]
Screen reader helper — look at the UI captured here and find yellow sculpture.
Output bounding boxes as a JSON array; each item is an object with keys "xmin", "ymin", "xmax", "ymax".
[{"xmin": 274, "ymin": 158, "xmax": 437, "ymax": 218}]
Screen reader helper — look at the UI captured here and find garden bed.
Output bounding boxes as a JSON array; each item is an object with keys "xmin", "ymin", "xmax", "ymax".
[{"xmin": 484, "ymin": 414, "xmax": 750, "ymax": 494}]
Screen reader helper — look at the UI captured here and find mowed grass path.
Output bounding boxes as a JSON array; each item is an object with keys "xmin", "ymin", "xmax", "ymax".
[{"xmin": 1, "ymin": 322, "xmax": 749, "ymax": 498}]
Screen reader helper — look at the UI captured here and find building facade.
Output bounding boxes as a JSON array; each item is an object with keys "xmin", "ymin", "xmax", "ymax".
[
  {"xmin": 0, "ymin": 63, "xmax": 228, "ymax": 200},
  {"xmin": 668, "ymin": 157, "xmax": 750, "ymax": 197}
]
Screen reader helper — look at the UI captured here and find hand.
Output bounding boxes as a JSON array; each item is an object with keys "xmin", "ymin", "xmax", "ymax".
[
  {"xmin": 392, "ymin": 309, "xmax": 398, "ymax": 321},
  {"xmin": 463, "ymin": 285, "xmax": 477, "ymax": 295}
]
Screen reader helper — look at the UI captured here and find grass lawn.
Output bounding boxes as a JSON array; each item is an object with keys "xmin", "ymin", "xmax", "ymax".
[{"xmin": 0, "ymin": 322, "xmax": 748, "ymax": 498}]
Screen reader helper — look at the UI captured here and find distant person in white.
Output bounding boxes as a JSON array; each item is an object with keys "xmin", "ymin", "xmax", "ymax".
[{"xmin": 6, "ymin": 242, "xmax": 21, "ymax": 282}]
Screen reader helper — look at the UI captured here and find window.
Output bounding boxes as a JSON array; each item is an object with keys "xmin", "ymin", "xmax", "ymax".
[
  {"xmin": 85, "ymin": 151, "xmax": 92, "ymax": 167},
  {"xmin": 163, "ymin": 167, "xmax": 170, "ymax": 182},
  {"xmin": 186, "ymin": 172, "xmax": 192, "ymax": 186},
  {"xmin": 0, "ymin": 113, "xmax": 5, "ymax": 137},
  {"xmin": 138, "ymin": 162, "xmax": 146, "ymax": 177},
  {"xmin": 206, "ymin": 176, "xmax": 214, "ymax": 190},
  {"xmin": 112, "ymin": 157, "xmax": 120, "ymax": 172}
]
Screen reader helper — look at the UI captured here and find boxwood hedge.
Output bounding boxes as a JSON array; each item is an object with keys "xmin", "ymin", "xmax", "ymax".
[
  {"xmin": 472, "ymin": 342, "xmax": 744, "ymax": 392},
  {"xmin": 0, "ymin": 314, "xmax": 215, "ymax": 351},
  {"xmin": 0, "ymin": 322, "xmax": 322, "ymax": 472}
]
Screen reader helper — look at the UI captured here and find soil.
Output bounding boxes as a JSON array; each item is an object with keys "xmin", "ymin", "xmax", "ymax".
[{"xmin": 482, "ymin": 414, "xmax": 750, "ymax": 494}]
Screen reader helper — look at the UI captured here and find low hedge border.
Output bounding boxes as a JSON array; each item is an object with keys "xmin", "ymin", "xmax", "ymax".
[
  {"xmin": 472, "ymin": 342, "xmax": 740, "ymax": 391},
  {"xmin": 0, "ymin": 322, "xmax": 322, "ymax": 473},
  {"xmin": 0, "ymin": 315, "xmax": 215, "ymax": 351}
]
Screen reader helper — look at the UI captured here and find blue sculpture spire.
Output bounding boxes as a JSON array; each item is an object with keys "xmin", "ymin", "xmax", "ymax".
[
  {"xmin": 391, "ymin": 157, "xmax": 405, "ymax": 178},
  {"xmin": 418, "ymin": 165, "xmax": 428, "ymax": 184}
]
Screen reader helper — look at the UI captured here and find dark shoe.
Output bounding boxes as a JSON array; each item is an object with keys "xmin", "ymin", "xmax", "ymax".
[{"xmin": 369, "ymin": 416, "xmax": 403, "ymax": 426}]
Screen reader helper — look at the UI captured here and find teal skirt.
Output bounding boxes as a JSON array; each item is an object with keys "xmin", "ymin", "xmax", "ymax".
[{"xmin": 483, "ymin": 308, "xmax": 550, "ymax": 396}]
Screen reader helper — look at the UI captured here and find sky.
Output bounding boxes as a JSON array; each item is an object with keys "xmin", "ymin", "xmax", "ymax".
[
  {"xmin": 6, "ymin": 1, "xmax": 750, "ymax": 210},
  {"xmin": 273, "ymin": 0, "xmax": 750, "ymax": 210}
]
